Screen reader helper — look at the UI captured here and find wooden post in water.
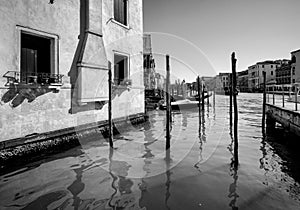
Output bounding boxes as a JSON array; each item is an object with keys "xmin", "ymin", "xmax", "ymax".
[
  {"xmin": 201, "ymin": 79, "xmax": 205, "ymax": 111},
  {"xmin": 231, "ymin": 52, "xmax": 238, "ymax": 168},
  {"xmin": 267, "ymin": 87, "xmax": 269, "ymax": 103},
  {"xmin": 273, "ymin": 86, "xmax": 275, "ymax": 105},
  {"xmin": 197, "ymin": 76, "xmax": 202, "ymax": 125},
  {"xmin": 213, "ymin": 88, "xmax": 216, "ymax": 106},
  {"xmin": 295, "ymin": 87, "xmax": 298, "ymax": 111},
  {"xmin": 282, "ymin": 85, "xmax": 285, "ymax": 108},
  {"xmin": 262, "ymin": 71, "xmax": 266, "ymax": 134},
  {"xmin": 229, "ymin": 73, "xmax": 233, "ymax": 128},
  {"xmin": 166, "ymin": 55, "xmax": 171, "ymax": 150},
  {"xmin": 108, "ymin": 61, "xmax": 113, "ymax": 148}
]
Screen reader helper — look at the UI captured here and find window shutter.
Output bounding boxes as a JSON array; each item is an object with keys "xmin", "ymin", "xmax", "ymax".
[
  {"xmin": 114, "ymin": 64, "xmax": 119, "ymax": 84},
  {"xmin": 119, "ymin": 0, "xmax": 124, "ymax": 24},
  {"xmin": 114, "ymin": 0, "xmax": 119, "ymax": 22}
]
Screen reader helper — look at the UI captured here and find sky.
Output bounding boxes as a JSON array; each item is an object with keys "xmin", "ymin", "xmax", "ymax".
[{"xmin": 143, "ymin": 0, "xmax": 300, "ymax": 81}]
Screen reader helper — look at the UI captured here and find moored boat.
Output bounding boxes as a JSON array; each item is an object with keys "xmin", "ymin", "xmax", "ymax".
[{"xmin": 159, "ymin": 99, "xmax": 200, "ymax": 110}]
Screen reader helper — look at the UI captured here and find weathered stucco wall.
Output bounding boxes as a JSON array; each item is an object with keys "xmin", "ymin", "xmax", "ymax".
[{"xmin": 0, "ymin": 0, "xmax": 144, "ymax": 142}]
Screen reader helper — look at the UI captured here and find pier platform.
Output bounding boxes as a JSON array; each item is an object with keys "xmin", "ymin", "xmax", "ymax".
[{"xmin": 266, "ymin": 95, "xmax": 300, "ymax": 136}]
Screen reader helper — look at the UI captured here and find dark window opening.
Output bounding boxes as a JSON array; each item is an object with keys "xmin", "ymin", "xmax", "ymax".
[
  {"xmin": 114, "ymin": 0, "xmax": 128, "ymax": 26},
  {"xmin": 21, "ymin": 33, "xmax": 52, "ymax": 84},
  {"xmin": 271, "ymin": 71, "xmax": 273, "ymax": 76},
  {"xmin": 114, "ymin": 54, "xmax": 128, "ymax": 85}
]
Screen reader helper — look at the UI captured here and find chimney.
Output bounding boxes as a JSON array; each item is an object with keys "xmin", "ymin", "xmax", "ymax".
[{"xmin": 76, "ymin": 0, "xmax": 109, "ymax": 104}]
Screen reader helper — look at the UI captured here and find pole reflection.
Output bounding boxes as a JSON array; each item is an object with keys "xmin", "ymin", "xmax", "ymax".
[
  {"xmin": 165, "ymin": 150, "xmax": 172, "ymax": 210},
  {"xmin": 194, "ymin": 109, "xmax": 205, "ymax": 171},
  {"xmin": 228, "ymin": 131, "xmax": 239, "ymax": 210}
]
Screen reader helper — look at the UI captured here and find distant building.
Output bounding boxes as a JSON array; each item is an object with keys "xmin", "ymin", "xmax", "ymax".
[
  {"xmin": 237, "ymin": 70, "xmax": 248, "ymax": 92},
  {"xmin": 215, "ymin": 73, "xmax": 231, "ymax": 93},
  {"xmin": 291, "ymin": 49, "xmax": 300, "ymax": 84},
  {"xmin": 276, "ymin": 64, "xmax": 291, "ymax": 85},
  {"xmin": 143, "ymin": 34, "xmax": 156, "ymax": 90},
  {"xmin": 248, "ymin": 60, "xmax": 288, "ymax": 92}
]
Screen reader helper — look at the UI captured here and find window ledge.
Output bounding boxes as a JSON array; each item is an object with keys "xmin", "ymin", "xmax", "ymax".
[{"xmin": 111, "ymin": 19, "xmax": 130, "ymax": 30}]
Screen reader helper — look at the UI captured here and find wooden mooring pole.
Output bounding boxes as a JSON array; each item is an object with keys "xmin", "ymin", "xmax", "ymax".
[
  {"xmin": 213, "ymin": 88, "xmax": 216, "ymax": 108},
  {"xmin": 262, "ymin": 71, "xmax": 266, "ymax": 135},
  {"xmin": 231, "ymin": 52, "xmax": 238, "ymax": 168},
  {"xmin": 197, "ymin": 76, "xmax": 202, "ymax": 125},
  {"xmin": 201, "ymin": 79, "xmax": 205, "ymax": 111},
  {"xmin": 295, "ymin": 87, "xmax": 298, "ymax": 111},
  {"xmin": 108, "ymin": 61, "xmax": 113, "ymax": 148},
  {"xmin": 273, "ymin": 88, "xmax": 275, "ymax": 105},
  {"xmin": 166, "ymin": 55, "xmax": 171, "ymax": 150},
  {"xmin": 282, "ymin": 85, "xmax": 285, "ymax": 107},
  {"xmin": 230, "ymin": 73, "xmax": 233, "ymax": 128}
]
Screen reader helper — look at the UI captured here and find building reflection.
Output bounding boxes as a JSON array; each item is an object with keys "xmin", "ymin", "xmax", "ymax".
[{"xmin": 108, "ymin": 148, "xmax": 141, "ymax": 209}]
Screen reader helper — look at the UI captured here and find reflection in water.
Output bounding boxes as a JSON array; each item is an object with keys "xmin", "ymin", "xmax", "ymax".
[
  {"xmin": 108, "ymin": 148, "xmax": 140, "ymax": 209},
  {"xmin": 259, "ymin": 137, "xmax": 269, "ymax": 186},
  {"xmin": 67, "ymin": 159, "xmax": 90, "ymax": 209},
  {"xmin": 201, "ymin": 110, "xmax": 206, "ymax": 143},
  {"xmin": 165, "ymin": 150, "xmax": 172, "ymax": 210},
  {"xmin": 194, "ymin": 110, "xmax": 204, "ymax": 171},
  {"xmin": 21, "ymin": 190, "xmax": 68, "ymax": 210},
  {"xmin": 2, "ymin": 94, "xmax": 300, "ymax": 209},
  {"xmin": 228, "ymin": 162, "xmax": 239, "ymax": 210},
  {"xmin": 228, "ymin": 129, "xmax": 239, "ymax": 209}
]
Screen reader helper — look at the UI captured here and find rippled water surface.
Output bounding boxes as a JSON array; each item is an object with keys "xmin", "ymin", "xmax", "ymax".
[{"xmin": 1, "ymin": 93, "xmax": 300, "ymax": 209}]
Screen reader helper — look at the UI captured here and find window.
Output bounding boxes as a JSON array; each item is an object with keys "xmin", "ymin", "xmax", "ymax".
[
  {"xmin": 271, "ymin": 65, "xmax": 273, "ymax": 68},
  {"xmin": 262, "ymin": 65, "xmax": 264, "ymax": 68},
  {"xmin": 19, "ymin": 29, "xmax": 60, "ymax": 85},
  {"xmin": 114, "ymin": 53, "xmax": 129, "ymax": 85},
  {"xmin": 293, "ymin": 79, "xmax": 296, "ymax": 83},
  {"xmin": 293, "ymin": 69, "xmax": 295, "ymax": 75},
  {"xmin": 271, "ymin": 71, "xmax": 273, "ymax": 76},
  {"xmin": 114, "ymin": 0, "xmax": 128, "ymax": 26}
]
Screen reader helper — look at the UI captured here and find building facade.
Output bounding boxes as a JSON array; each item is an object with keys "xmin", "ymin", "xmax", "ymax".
[
  {"xmin": 143, "ymin": 34, "xmax": 156, "ymax": 90},
  {"xmin": 237, "ymin": 70, "xmax": 248, "ymax": 92},
  {"xmin": 276, "ymin": 64, "xmax": 291, "ymax": 85},
  {"xmin": 291, "ymin": 49, "xmax": 300, "ymax": 84},
  {"xmin": 0, "ymin": 0, "xmax": 144, "ymax": 142},
  {"xmin": 247, "ymin": 60, "xmax": 288, "ymax": 92},
  {"xmin": 215, "ymin": 73, "xmax": 231, "ymax": 93}
]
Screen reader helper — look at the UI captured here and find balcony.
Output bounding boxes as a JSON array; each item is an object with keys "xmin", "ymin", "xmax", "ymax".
[{"xmin": 3, "ymin": 71, "xmax": 63, "ymax": 89}]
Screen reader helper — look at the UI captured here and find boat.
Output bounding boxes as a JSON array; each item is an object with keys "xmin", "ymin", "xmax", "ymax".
[{"xmin": 159, "ymin": 99, "xmax": 200, "ymax": 110}]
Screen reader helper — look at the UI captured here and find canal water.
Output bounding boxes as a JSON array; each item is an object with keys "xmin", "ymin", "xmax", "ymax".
[{"xmin": 1, "ymin": 93, "xmax": 300, "ymax": 209}]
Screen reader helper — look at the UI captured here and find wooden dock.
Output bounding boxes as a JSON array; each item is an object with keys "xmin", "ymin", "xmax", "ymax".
[{"xmin": 266, "ymin": 98, "xmax": 300, "ymax": 136}]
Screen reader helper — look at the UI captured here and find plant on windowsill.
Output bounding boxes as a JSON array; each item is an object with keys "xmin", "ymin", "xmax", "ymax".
[
  {"xmin": 119, "ymin": 78, "xmax": 132, "ymax": 87},
  {"xmin": 112, "ymin": 79, "xmax": 132, "ymax": 94}
]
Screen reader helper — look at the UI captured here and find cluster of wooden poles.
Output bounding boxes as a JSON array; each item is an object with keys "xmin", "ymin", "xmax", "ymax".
[{"xmin": 107, "ymin": 53, "xmax": 239, "ymax": 169}]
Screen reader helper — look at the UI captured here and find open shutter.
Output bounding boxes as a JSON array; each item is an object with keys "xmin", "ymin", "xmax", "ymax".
[
  {"xmin": 114, "ymin": 63, "xmax": 119, "ymax": 84},
  {"xmin": 114, "ymin": 0, "xmax": 119, "ymax": 22},
  {"xmin": 119, "ymin": 0, "xmax": 124, "ymax": 24}
]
